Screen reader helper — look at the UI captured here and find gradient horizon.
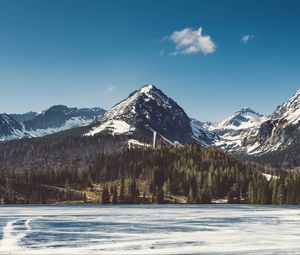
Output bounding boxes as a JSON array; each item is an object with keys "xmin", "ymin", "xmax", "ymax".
[{"xmin": 0, "ymin": 0, "xmax": 299, "ymax": 121}]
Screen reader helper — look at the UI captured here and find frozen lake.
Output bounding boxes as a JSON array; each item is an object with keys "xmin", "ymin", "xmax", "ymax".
[{"xmin": 0, "ymin": 205, "xmax": 299, "ymax": 254}]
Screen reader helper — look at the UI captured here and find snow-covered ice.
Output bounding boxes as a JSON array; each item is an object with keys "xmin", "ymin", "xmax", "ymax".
[{"xmin": 0, "ymin": 205, "xmax": 299, "ymax": 254}]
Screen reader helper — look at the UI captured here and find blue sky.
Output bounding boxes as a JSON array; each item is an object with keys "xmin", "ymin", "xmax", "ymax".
[{"xmin": 0, "ymin": 0, "xmax": 299, "ymax": 121}]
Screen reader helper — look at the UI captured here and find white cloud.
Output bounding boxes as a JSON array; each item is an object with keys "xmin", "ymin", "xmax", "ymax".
[
  {"xmin": 241, "ymin": 34, "xmax": 255, "ymax": 44},
  {"xmin": 104, "ymin": 85, "xmax": 116, "ymax": 94},
  {"xmin": 167, "ymin": 27, "xmax": 216, "ymax": 55}
]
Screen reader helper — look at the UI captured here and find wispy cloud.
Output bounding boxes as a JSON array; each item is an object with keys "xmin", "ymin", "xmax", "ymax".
[
  {"xmin": 241, "ymin": 34, "xmax": 255, "ymax": 44},
  {"xmin": 165, "ymin": 27, "xmax": 216, "ymax": 56},
  {"xmin": 104, "ymin": 85, "xmax": 116, "ymax": 94}
]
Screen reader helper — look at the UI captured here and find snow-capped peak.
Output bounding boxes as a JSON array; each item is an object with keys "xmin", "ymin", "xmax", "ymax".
[
  {"xmin": 139, "ymin": 84, "xmax": 155, "ymax": 94},
  {"xmin": 137, "ymin": 84, "xmax": 168, "ymax": 103},
  {"xmin": 86, "ymin": 84, "xmax": 194, "ymax": 143},
  {"xmin": 238, "ymin": 107, "xmax": 261, "ymax": 115},
  {"xmin": 203, "ymin": 107, "xmax": 268, "ymax": 154},
  {"xmin": 96, "ymin": 84, "xmax": 173, "ymax": 122},
  {"xmin": 215, "ymin": 107, "xmax": 266, "ymax": 131}
]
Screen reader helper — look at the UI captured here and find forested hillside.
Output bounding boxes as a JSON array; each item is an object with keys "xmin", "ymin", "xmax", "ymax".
[{"xmin": 1, "ymin": 134, "xmax": 299, "ymax": 205}]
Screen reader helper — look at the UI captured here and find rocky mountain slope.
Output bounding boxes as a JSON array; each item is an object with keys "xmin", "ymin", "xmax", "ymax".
[
  {"xmin": 85, "ymin": 85, "xmax": 214, "ymax": 146},
  {"xmin": 242, "ymin": 90, "xmax": 300, "ymax": 156},
  {"xmin": 0, "ymin": 114, "xmax": 24, "ymax": 141},
  {"xmin": 9, "ymin": 111, "xmax": 37, "ymax": 122},
  {"xmin": 205, "ymin": 89, "xmax": 300, "ymax": 167}
]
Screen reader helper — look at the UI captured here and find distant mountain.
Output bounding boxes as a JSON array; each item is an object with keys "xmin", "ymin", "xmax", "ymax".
[
  {"xmin": 205, "ymin": 107, "xmax": 267, "ymax": 152},
  {"xmin": 85, "ymin": 85, "xmax": 213, "ymax": 146},
  {"xmin": 242, "ymin": 90, "xmax": 300, "ymax": 157},
  {"xmin": 0, "ymin": 114, "xmax": 24, "ymax": 141},
  {"xmin": 23, "ymin": 105, "xmax": 105, "ymax": 137},
  {"xmin": 9, "ymin": 111, "xmax": 37, "ymax": 122},
  {"xmin": 0, "ymin": 106, "xmax": 105, "ymax": 141},
  {"xmin": 213, "ymin": 107, "xmax": 266, "ymax": 132},
  {"xmin": 202, "ymin": 89, "xmax": 300, "ymax": 167}
]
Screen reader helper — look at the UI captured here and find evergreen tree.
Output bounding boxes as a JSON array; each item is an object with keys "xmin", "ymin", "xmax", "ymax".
[
  {"xmin": 187, "ymin": 187, "xmax": 194, "ymax": 203},
  {"xmin": 118, "ymin": 178, "xmax": 125, "ymax": 203},
  {"xmin": 101, "ymin": 185, "xmax": 110, "ymax": 204},
  {"xmin": 162, "ymin": 179, "xmax": 171, "ymax": 198},
  {"xmin": 156, "ymin": 186, "xmax": 164, "ymax": 204},
  {"xmin": 128, "ymin": 179, "xmax": 139, "ymax": 204},
  {"xmin": 277, "ymin": 183, "xmax": 285, "ymax": 205},
  {"xmin": 112, "ymin": 186, "xmax": 118, "ymax": 204},
  {"xmin": 248, "ymin": 182, "xmax": 255, "ymax": 204},
  {"xmin": 271, "ymin": 180, "xmax": 278, "ymax": 204}
]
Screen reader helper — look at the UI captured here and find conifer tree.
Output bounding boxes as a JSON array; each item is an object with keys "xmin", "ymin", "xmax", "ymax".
[
  {"xmin": 101, "ymin": 185, "xmax": 110, "ymax": 204},
  {"xmin": 112, "ymin": 186, "xmax": 118, "ymax": 204},
  {"xmin": 277, "ymin": 183, "xmax": 285, "ymax": 205},
  {"xmin": 156, "ymin": 186, "xmax": 164, "ymax": 204},
  {"xmin": 187, "ymin": 187, "xmax": 194, "ymax": 203},
  {"xmin": 118, "ymin": 178, "xmax": 125, "ymax": 203}
]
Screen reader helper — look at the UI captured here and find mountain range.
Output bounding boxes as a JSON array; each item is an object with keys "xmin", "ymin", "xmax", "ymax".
[
  {"xmin": 1, "ymin": 84, "xmax": 299, "ymax": 167},
  {"xmin": 0, "ymin": 105, "xmax": 105, "ymax": 141}
]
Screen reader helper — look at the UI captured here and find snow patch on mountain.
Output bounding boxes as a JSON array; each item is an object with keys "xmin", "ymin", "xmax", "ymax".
[
  {"xmin": 27, "ymin": 117, "xmax": 96, "ymax": 137},
  {"xmin": 263, "ymin": 173, "xmax": 279, "ymax": 181},
  {"xmin": 86, "ymin": 119, "xmax": 135, "ymax": 136},
  {"xmin": 190, "ymin": 119, "xmax": 219, "ymax": 146},
  {"xmin": 128, "ymin": 139, "xmax": 151, "ymax": 148},
  {"xmin": 0, "ymin": 129, "xmax": 24, "ymax": 142}
]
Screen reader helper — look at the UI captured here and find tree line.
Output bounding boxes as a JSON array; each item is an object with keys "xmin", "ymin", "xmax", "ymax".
[{"xmin": 1, "ymin": 143, "xmax": 299, "ymax": 204}]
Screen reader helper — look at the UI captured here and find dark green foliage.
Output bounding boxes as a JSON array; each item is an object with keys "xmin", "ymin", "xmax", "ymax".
[
  {"xmin": 101, "ymin": 185, "xmax": 110, "ymax": 204},
  {"xmin": 156, "ymin": 187, "xmax": 164, "ymax": 204},
  {"xmin": 246, "ymin": 172, "xmax": 300, "ymax": 205},
  {"xmin": 127, "ymin": 179, "xmax": 139, "ymax": 204},
  {"xmin": 118, "ymin": 178, "xmax": 125, "ymax": 203},
  {"xmin": 112, "ymin": 186, "xmax": 118, "ymax": 204},
  {"xmin": 0, "ymin": 143, "xmax": 299, "ymax": 204}
]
